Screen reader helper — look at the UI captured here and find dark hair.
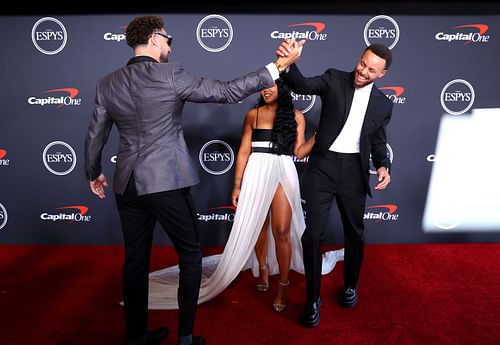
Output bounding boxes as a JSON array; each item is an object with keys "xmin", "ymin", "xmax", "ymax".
[
  {"xmin": 126, "ymin": 15, "xmax": 164, "ymax": 48},
  {"xmin": 257, "ymin": 79, "xmax": 297, "ymax": 155},
  {"xmin": 365, "ymin": 44, "xmax": 392, "ymax": 70}
]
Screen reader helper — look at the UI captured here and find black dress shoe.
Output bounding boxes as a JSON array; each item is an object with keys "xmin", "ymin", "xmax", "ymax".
[
  {"xmin": 338, "ymin": 287, "xmax": 358, "ymax": 308},
  {"xmin": 300, "ymin": 297, "xmax": 322, "ymax": 328},
  {"xmin": 129, "ymin": 327, "xmax": 168, "ymax": 345}
]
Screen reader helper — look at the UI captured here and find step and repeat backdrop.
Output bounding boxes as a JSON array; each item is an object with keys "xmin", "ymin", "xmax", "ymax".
[{"xmin": 1, "ymin": 13, "xmax": 499, "ymax": 245}]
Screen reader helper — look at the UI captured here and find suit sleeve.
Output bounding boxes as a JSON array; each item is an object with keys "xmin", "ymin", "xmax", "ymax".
[
  {"xmin": 281, "ymin": 64, "xmax": 329, "ymax": 95},
  {"xmin": 84, "ymin": 87, "xmax": 114, "ymax": 181},
  {"xmin": 170, "ymin": 64, "xmax": 275, "ymax": 104},
  {"xmin": 370, "ymin": 101, "xmax": 393, "ymax": 171}
]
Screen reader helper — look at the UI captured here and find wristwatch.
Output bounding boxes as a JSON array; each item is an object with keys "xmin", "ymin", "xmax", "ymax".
[{"xmin": 273, "ymin": 60, "xmax": 284, "ymax": 73}]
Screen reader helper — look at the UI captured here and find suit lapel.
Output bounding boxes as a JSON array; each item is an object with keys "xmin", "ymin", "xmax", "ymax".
[
  {"xmin": 360, "ymin": 87, "xmax": 380, "ymax": 138},
  {"xmin": 343, "ymin": 73, "xmax": 355, "ymax": 124}
]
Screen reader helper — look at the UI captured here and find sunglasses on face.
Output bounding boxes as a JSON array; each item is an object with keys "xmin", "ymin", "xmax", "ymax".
[{"xmin": 153, "ymin": 32, "xmax": 173, "ymax": 46}]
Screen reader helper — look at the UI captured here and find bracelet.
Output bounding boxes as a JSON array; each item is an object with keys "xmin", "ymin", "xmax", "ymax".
[{"xmin": 273, "ymin": 60, "xmax": 284, "ymax": 73}]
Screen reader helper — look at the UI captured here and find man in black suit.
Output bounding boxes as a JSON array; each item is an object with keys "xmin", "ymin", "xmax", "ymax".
[
  {"xmin": 277, "ymin": 42, "xmax": 393, "ymax": 327},
  {"xmin": 85, "ymin": 15, "xmax": 303, "ymax": 345}
]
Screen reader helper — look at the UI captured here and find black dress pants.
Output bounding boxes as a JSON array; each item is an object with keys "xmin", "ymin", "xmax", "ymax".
[
  {"xmin": 301, "ymin": 151, "xmax": 367, "ymax": 302},
  {"xmin": 115, "ymin": 176, "xmax": 202, "ymax": 341}
]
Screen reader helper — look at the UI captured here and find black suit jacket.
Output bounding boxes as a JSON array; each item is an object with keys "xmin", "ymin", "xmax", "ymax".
[{"xmin": 282, "ymin": 64, "xmax": 393, "ymax": 197}]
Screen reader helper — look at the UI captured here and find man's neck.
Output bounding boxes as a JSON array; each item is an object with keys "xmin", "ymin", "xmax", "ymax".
[
  {"xmin": 127, "ymin": 55, "xmax": 159, "ymax": 66},
  {"xmin": 134, "ymin": 47, "xmax": 159, "ymax": 62}
]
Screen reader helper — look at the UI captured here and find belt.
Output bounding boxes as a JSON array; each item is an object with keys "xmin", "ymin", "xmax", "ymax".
[
  {"xmin": 328, "ymin": 151, "xmax": 360, "ymax": 159},
  {"xmin": 252, "ymin": 147, "xmax": 279, "ymax": 154}
]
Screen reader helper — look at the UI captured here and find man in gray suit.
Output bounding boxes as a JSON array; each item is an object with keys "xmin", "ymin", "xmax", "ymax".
[{"xmin": 84, "ymin": 15, "xmax": 303, "ymax": 345}]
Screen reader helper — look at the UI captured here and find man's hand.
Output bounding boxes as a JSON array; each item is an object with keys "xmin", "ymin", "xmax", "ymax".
[
  {"xmin": 90, "ymin": 173, "xmax": 108, "ymax": 199},
  {"xmin": 374, "ymin": 167, "xmax": 391, "ymax": 190},
  {"xmin": 275, "ymin": 38, "xmax": 306, "ymax": 69}
]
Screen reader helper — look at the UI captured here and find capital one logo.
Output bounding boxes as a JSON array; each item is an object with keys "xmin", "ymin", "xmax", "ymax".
[
  {"xmin": 196, "ymin": 14, "xmax": 233, "ymax": 52},
  {"xmin": 270, "ymin": 22, "xmax": 328, "ymax": 41},
  {"xmin": 435, "ymin": 24, "xmax": 490, "ymax": 44},
  {"xmin": 0, "ymin": 203, "xmax": 7, "ymax": 230},
  {"xmin": 199, "ymin": 140, "xmax": 234, "ymax": 175},
  {"xmin": 28, "ymin": 88, "xmax": 82, "ymax": 108},
  {"xmin": 291, "ymin": 92, "xmax": 316, "ymax": 113},
  {"xmin": 364, "ymin": 204, "xmax": 399, "ymax": 222},
  {"xmin": 42, "ymin": 141, "xmax": 77, "ymax": 176},
  {"xmin": 0, "ymin": 149, "xmax": 9, "ymax": 166},
  {"xmin": 440, "ymin": 79, "xmax": 475, "ymax": 115},
  {"xmin": 40, "ymin": 205, "xmax": 91, "ymax": 223},
  {"xmin": 369, "ymin": 143, "xmax": 393, "ymax": 175},
  {"xmin": 197, "ymin": 205, "xmax": 236, "ymax": 223},
  {"xmin": 364, "ymin": 15, "xmax": 400, "ymax": 49},
  {"xmin": 427, "ymin": 154, "xmax": 437, "ymax": 163},
  {"xmin": 32, "ymin": 17, "xmax": 67, "ymax": 55},
  {"xmin": 103, "ymin": 26, "xmax": 127, "ymax": 42},
  {"xmin": 379, "ymin": 86, "xmax": 406, "ymax": 105}
]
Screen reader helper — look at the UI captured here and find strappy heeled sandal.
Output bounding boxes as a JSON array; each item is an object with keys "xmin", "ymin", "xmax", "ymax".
[
  {"xmin": 273, "ymin": 280, "xmax": 289, "ymax": 312},
  {"xmin": 256, "ymin": 265, "xmax": 269, "ymax": 292}
]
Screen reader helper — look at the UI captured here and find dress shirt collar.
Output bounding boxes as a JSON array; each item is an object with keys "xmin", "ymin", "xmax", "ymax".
[{"xmin": 356, "ymin": 82, "xmax": 374, "ymax": 93}]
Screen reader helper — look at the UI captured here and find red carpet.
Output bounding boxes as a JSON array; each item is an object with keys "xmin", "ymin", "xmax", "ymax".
[{"xmin": 0, "ymin": 244, "xmax": 499, "ymax": 345}]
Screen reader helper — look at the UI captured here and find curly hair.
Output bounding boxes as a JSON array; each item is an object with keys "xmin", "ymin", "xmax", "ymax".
[
  {"xmin": 126, "ymin": 15, "xmax": 164, "ymax": 49},
  {"xmin": 257, "ymin": 79, "xmax": 297, "ymax": 155}
]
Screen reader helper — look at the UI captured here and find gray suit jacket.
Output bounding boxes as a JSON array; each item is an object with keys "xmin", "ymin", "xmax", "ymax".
[{"xmin": 85, "ymin": 56, "xmax": 274, "ymax": 195}]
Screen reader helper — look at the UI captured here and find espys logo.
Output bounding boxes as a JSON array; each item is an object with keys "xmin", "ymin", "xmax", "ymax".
[
  {"xmin": 364, "ymin": 15, "xmax": 400, "ymax": 49},
  {"xmin": 429, "ymin": 211, "xmax": 463, "ymax": 230},
  {"xmin": 0, "ymin": 203, "xmax": 7, "ymax": 230},
  {"xmin": 435, "ymin": 24, "xmax": 490, "ymax": 44},
  {"xmin": 40, "ymin": 205, "xmax": 91, "ymax": 223},
  {"xmin": 0, "ymin": 149, "xmax": 9, "ymax": 166},
  {"xmin": 42, "ymin": 141, "xmax": 77, "ymax": 176},
  {"xmin": 28, "ymin": 88, "xmax": 82, "ymax": 108},
  {"xmin": 364, "ymin": 204, "xmax": 399, "ymax": 222},
  {"xmin": 197, "ymin": 205, "xmax": 236, "ymax": 223},
  {"xmin": 379, "ymin": 86, "xmax": 406, "ymax": 105},
  {"xmin": 440, "ymin": 79, "xmax": 475, "ymax": 115},
  {"xmin": 196, "ymin": 14, "xmax": 233, "ymax": 52},
  {"xmin": 369, "ymin": 143, "xmax": 393, "ymax": 175},
  {"xmin": 270, "ymin": 22, "xmax": 328, "ymax": 41},
  {"xmin": 199, "ymin": 140, "xmax": 234, "ymax": 175},
  {"xmin": 32, "ymin": 17, "xmax": 67, "ymax": 55},
  {"xmin": 291, "ymin": 92, "xmax": 316, "ymax": 113}
]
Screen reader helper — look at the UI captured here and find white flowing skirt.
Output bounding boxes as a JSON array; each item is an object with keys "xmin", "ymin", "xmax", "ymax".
[{"xmin": 147, "ymin": 150, "xmax": 343, "ymax": 309}]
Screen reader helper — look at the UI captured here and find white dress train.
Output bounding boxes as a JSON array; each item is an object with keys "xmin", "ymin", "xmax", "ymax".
[{"xmin": 147, "ymin": 145, "xmax": 344, "ymax": 310}]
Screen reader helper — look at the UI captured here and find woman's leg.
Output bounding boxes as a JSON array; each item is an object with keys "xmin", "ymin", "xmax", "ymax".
[
  {"xmin": 255, "ymin": 213, "xmax": 270, "ymax": 291},
  {"xmin": 270, "ymin": 183, "xmax": 292, "ymax": 310}
]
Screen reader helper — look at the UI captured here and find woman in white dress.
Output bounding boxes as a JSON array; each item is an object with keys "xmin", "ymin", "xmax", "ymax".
[
  {"xmin": 232, "ymin": 78, "xmax": 316, "ymax": 312},
  {"xmin": 147, "ymin": 80, "xmax": 343, "ymax": 310}
]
